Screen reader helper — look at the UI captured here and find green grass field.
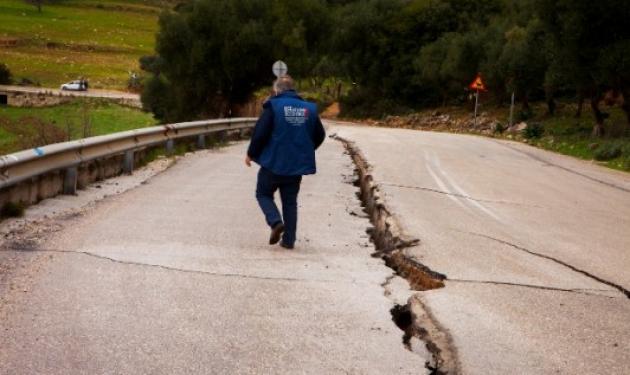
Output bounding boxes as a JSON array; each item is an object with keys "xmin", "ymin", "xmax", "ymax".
[
  {"xmin": 0, "ymin": 100, "xmax": 158, "ymax": 154},
  {"xmin": 0, "ymin": 0, "xmax": 164, "ymax": 89}
]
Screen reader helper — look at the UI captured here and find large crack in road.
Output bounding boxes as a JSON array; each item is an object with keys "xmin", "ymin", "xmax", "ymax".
[{"xmin": 334, "ymin": 134, "xmax": 460, "ymax": 375}]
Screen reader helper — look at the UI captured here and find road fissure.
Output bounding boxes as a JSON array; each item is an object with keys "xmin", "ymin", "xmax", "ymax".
[
  {"xmin": 380, "ymin": 183, "xmax": 544, "ymax": 208},
  {"xmin": 465, "ymin": 232, "xmax": 630, "ymax": 299},
  {"xmin": 334, "ymin": 134, "xmax": 460, "ymax": 374},
  {"xmin": 0, "ymin": 247, "xmax": 342, "ymax": 284},
  {"xmin": 448, "ymin": 279, "xmax": 618, "ymax": 298}
]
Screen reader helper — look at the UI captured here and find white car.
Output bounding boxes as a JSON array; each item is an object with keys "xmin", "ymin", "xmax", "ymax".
[{"xmin": 60, "ymin": 80, "xmax": 87, "ymax": 91}]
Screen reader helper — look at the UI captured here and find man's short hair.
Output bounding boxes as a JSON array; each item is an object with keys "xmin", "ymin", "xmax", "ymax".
[{"xmin": 274, "ymin": 75, "xmax": 294, "ymax": 93}]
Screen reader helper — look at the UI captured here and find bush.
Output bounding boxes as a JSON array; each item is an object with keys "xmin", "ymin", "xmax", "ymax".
[
  {"xmin": 594, "ymin": 142, "xmax": 623, "ymax": 161},
  {"xmin": 339, "ymin": 87, "xmax": 411, "ymax": 118},
  {"xmin": 522, "ymin": 122, "xmax": 544, "ymax": 139},
  {"xmin": 493, "ymin": 122, "xmax": 507, "ymax": 134},
  {"xmin": 0, "ymin": 63, "xmax": 11, "ymax": 84},
  {"xmin": 517, "ymin": 108, "xmax": 535, "ymax": 122},
  {"xmin": 141, "ymin": 75, "xmax": 173, "ymax": 121}
]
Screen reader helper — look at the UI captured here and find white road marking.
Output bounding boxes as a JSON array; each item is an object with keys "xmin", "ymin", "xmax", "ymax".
[
  {"xmin": 424, "ymin": 151, "xmax": 472, "ymax": 212},
  {"xmin": 430, "ymin": 152, "xmax": 502, "ymax": 221}
]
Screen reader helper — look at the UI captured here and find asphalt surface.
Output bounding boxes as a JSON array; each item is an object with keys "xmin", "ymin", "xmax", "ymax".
[
  {"xmin": 0, "ymin": 141, "xmax": 427, "ymax": 374},
  {"xmin": 334, "ymin": 123, "xmax": 630, "ymax": 374},
  {"xmin": 2, "ymin": 122, "xmax": 630, "ymax": 374}
]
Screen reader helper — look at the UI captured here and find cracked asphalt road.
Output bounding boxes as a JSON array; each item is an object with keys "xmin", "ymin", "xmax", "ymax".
[
  {"xmin": 334, "ymin": 123, "xmax": 630, "ymax": 374},
  {"xmin": 0, "ymin": 141, "xmax": 427, "ymax": 374}
]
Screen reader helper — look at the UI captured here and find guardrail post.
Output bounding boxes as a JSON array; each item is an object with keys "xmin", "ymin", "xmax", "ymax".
[
  {"xmin": 123, "ymin": 150, "xmax": 134, "ymax": 174},
  {"xmin": 166, "ymin": 139, "xmax": 174, "ymax": 155},
  {"xmin": 197, "ymin": 134, "xmax": 206, "ymax": 149},
  {"xmin": 63, "ymin": 166, "xmax": 78, "ymax": 195},
  {"xmin": 218, "ymin": 131, "xmax": 227, "ymax": 144}
]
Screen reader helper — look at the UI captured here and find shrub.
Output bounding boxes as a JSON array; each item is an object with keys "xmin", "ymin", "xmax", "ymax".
[
  {"xmin": 594, "ymin": 142, "xmax": 623, "ymax": 161},
  {"xmin": 522, "ymin": 122, "xmax": 544, "ymax": 139},
  {"xmin": 517, "ymin": 108, "xmax": 534, "ymax": 122},
  {"xmin": 141, "ymin": 75, "xmax": 174, "ymax": 121},
  {"xmin": 493, "ymin": 122, "xmax": 507, "ymax": 134},
  {"xmin": 339, "ymin": 87, "xmax": 411, "ymax": 118},
  {"xmin": 0, "ymin": 63, "xmax": 11, "ymax": 84}
]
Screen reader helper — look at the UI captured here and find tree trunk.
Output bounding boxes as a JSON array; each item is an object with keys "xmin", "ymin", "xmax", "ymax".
[
  {"xmin": 621, "ymin": 88, "xmax": 630, "ymax": 135},
  {"xmin": 521, "ymin": 92, "xmax": 530, "ymax": 112},
  {"xmin": 621, "ymin": 88, "xmax": 630, "ymax": 136},
  {"xmin": 547, "ymin": 97, "xmax": 556, "ymax": 116},
  {"xmin": 545, "ymin": 87, "xmax": 556, "ymax": 116},
  {"xmin": 576, "ymin": 90, "xmax": 585, "ymax": 118},
  {"xmin": 590, "ymin": 94, "xmax": 605, "ymax": 137}
]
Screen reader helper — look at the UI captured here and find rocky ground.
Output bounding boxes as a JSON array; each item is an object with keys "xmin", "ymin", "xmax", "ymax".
[{"xmin": 364, "ymin": 110, "xmax": 528, "ymax": 136}]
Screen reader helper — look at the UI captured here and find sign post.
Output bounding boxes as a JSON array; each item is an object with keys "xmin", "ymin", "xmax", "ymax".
[
  {"xmin": 474, "ymin": 90, "xmax": 480, "ymax": 127},
  {"xmin": 468, "ymin": 73, "xmax": 487, "ymax": 128},
  {"xmin": 509, "ymin": 91, "xmax": 515, "ymax": 127}
]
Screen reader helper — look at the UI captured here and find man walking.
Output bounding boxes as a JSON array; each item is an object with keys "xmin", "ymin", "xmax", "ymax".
[{"xmin": 245, "ymin": 75, "xmax": 326, "ymax": 249}]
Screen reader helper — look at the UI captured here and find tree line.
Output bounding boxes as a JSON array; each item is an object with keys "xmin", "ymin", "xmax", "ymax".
[{"xmin": 141, "ymin": 0, "xmax": 630, "ymax": 136}]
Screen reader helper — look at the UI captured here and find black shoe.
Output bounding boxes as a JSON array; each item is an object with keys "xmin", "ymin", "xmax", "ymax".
[
  {"xmin": 279, "ymin": 241, "xmax": 294, "ymax": 250},
  {"xmin": 269, "ymin": 223, "xmax": 285, "ymax": 245}
]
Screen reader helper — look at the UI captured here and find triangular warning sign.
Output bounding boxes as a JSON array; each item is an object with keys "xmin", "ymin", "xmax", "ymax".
[{"xmin": 469, "ymin": 74, "xmax": 487, "ymax": 91}]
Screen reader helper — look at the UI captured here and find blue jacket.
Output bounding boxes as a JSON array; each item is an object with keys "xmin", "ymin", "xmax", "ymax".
[{"xmin": 247, "ymin": 90, "xmax": 326, "ymax": 176}]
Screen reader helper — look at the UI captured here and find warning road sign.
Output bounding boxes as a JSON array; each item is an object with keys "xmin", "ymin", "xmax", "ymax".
[{"xmin": 469, "ymin": 74, "xmax": 487, "ymax": 91}]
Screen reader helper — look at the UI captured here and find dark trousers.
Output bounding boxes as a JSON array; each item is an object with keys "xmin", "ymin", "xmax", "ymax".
[{"xmin": 255, "ymin": 168, "xmax": 302, "ymax": 246}]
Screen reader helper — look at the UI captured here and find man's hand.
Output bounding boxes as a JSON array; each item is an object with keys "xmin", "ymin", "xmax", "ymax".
[{"xmin": 245, "ymin": 155, "xmax": 252, "ymax": 167}]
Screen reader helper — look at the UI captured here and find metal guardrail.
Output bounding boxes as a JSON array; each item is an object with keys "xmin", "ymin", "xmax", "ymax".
[{"xmin": 0, "ymin": 117, "xmax": 257, "ymax": 192}]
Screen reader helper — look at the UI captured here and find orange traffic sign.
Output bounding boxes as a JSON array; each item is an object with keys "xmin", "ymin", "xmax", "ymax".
[{"xmin": 469, "ymin": 74, "xmax": 487, "ymax": 91}]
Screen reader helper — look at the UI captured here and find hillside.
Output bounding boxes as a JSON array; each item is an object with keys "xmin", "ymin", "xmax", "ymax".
[{"xmin": 0, "ymin": 0, "xmax": 170, "ymax": 90}]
